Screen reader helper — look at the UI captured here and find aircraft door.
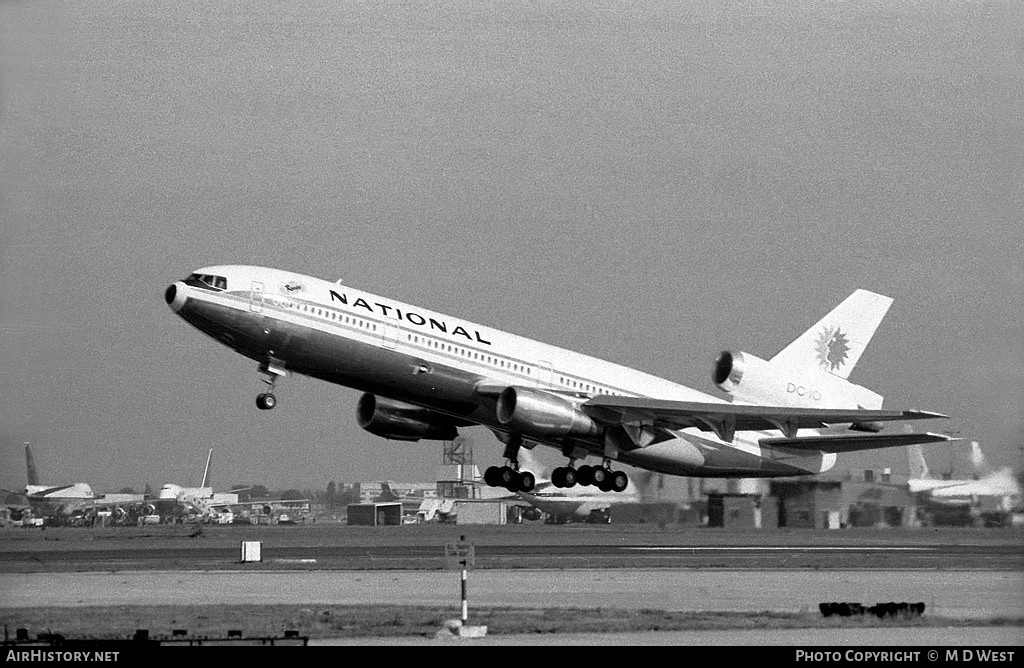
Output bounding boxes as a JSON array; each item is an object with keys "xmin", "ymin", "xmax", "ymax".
[
  {"xmin": 249, "ymin": 281, "xmax": 265, "ymax": 313},
  {"xmin": 537, "ymin": 360, "xmax": 554, "ymax": 388},
  {"xmin": 382, "ymin": 322, "xmax": 399, "ymax": 349}
]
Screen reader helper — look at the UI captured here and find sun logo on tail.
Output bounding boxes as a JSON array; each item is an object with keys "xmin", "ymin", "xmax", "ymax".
[{"xmin": 815, "ymin": 326, "xmax": 850, "ymax": 371}]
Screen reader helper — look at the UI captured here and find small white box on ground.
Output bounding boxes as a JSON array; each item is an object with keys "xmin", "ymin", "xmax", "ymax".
[
  {"xmin": 458, "ymin": 625, "xmax": 487, "ymax": 638},
  {"xmin": 240, "ymin": 540, "xmax": 262, "ymax": 562},
  {"xmin": 436, "ymin": 619, "xmax": 488, "ymax": 639}
]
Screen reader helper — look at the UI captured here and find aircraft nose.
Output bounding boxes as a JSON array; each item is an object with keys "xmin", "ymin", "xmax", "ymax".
[{"xmin": 165, "ymin": 282, "xmax": 188, "ymax": 313}]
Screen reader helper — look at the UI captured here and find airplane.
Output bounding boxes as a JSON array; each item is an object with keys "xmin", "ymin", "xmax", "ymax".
[
  {"xmin": 512, "ymin": 448, "xmax": 640, "ymax": 523},
  {"xmin": 3, "ymin": 444, "xmax": 146, "ymax": 523},
  {"xmin": 165, "ymin": 266, "xmax": 951, "ymax": 492},
  {"xmin": 156, "ymin": 448, "xmax": 240, "ymax": 518},
  {"xmin": 908, "ymin": 441, "xmax": 1021, "ymax": 510}
]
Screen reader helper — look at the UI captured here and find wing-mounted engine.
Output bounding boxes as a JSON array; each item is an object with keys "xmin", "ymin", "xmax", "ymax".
[
  {"xmin": 356, "ymin": 393, "xmax": 459, "ymax": 441},
  {"xmin": 496, "ymin": 386, "xmax": 600, "ymax": 438}
]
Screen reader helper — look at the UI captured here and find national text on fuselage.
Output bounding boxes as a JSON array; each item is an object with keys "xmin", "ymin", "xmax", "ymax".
[{"xmin": 329, "ymin": 290, "xmax": 492, "ymax": 345}]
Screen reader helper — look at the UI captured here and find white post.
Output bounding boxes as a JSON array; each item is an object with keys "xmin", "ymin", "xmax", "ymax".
[{"xmin": 461, "ymin": 566, "xmax": 468, "ymax": 623}]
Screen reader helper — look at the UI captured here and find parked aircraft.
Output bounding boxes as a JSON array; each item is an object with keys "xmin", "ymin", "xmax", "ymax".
[
  {"xmin": 908, "ymin": 441, "xmax": 1021, "ymax": 510},
  {"xmin": 165, "ymin": 266, "xmax": 950, "ymax": 491},
  {"xmin": 156, "ymin": 449, "xmax": 240, "ymax": 517},
  {"xmin": 513, "ymin": 448, "xmax": 640, "ymax": 523},
  {"xmin": 3, "ymin": 444, "xmax": 146, "ymax": 522}
]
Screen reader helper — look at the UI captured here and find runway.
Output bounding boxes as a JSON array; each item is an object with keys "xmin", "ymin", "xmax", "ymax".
[
  {"xmin": 2, "ymin": 525, "xmax": 1021, "ymax": 645},
  {"xmin": 2, "ymin": 524, "xmax": 1022, "ymax": 572}
]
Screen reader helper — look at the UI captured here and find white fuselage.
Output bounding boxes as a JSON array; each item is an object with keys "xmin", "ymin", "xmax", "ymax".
[
  {"xmin": 910, "ymin": 469, "xmax": 1021, "ymax": 509},
  {"xmin": 166, "ymin": 265, "xmax": 836, "ymax": 477}
]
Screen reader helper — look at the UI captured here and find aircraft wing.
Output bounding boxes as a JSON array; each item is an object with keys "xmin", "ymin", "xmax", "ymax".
[
  {"xmin": 758, "ymin": 432, "xmax": 955, "ymax": 453},
  {"xmin": 582, "ymin": 396, "xmax": 947, "ymax": 442},
  {"xmin": 25, "ymin": 485, "xmax": 78, "ymax": 498}
]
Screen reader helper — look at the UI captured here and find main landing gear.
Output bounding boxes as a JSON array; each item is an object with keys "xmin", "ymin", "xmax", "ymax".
[
  {"xmin": 551, "ymin": 462, "xmax": 629, "ymax": 493},
  {"xmin": 483, "ymin": 433, "xmax": 536, "ymax": 493},
  {"xmin": 483, "ymin": 464, "xmax": 536, "ymax": 493}
]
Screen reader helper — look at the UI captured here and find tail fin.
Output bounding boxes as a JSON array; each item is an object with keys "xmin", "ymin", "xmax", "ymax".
[
  {"xmin": 200, "ymin": 449, "xmax": 213, "ymax": 488},
  {"xmin": 516, "ymin": 448, "xmax": 550, "ymax": 483},
  {"xmin": 25, "ymin": 443, "xmax": 39, "ymax": 486},
  {"xmin": 968, "ymin": 441, "xmax": 988, "ymax": 479},
  {"xmin": 908, "ymin": 444, "xmax": 931, "ymax": 480},
  {"xmin": 770, "ymin": 289, "xmax": 893, "ymax": 380},
  {"xmin": 377, "ymin": 481, "xmax": 400, "ymax": 502}
]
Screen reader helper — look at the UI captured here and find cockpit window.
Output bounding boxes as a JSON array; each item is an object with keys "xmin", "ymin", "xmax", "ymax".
[{"xmin": 185, "ymin": 273, "xmax": 228, "ymax": 291}]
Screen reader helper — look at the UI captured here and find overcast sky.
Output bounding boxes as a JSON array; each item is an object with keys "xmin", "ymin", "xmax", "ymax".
[{"xmin": 2, "ymin": 1, "xmax": 1021, "ymax": 493}]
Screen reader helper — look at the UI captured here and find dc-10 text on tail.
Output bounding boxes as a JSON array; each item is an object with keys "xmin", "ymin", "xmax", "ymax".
[{"xmin": 165, "ymin": 266, "xmax": 949, "ymax": 493}]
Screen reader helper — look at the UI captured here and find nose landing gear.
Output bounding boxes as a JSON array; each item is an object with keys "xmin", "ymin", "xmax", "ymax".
[{"xmin": 256, "ymin": 361, "xmax": 287, "ymax": 411}]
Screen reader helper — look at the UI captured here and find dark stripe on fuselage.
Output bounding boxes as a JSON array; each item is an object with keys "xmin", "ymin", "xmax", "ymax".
[{"xmin": 183, "ymin": 291, "xmax": 508, "ymax": 423}]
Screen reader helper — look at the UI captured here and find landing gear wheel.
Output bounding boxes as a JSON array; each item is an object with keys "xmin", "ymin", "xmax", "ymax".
[
  {"xmin": 256, "ymin": 393, "xmax": 277, "ymax": 410},
  {"xmin": 517, "ymin": 471, "xmax": 536, "ymax": 493},
  {"xmin": 499, "ymin": 466, "xmax": 518, "ymax": 490},
  {"xmin": 590, "ymin": 466, "xmax": 608, "ymax": 486},
  {"xmin": 552, "ymin": 467, "xmax": 576, "ymax": 488},
  {"xmin": 610, "ymin": 470, "xmax": 629, "ymax": 493},
  {"xmin": 597, "ymin": 475, "xmax": 614, "ymax": 492},
  {"xmin": 484, "ymin": 466, "xmax": 503, "ymax": 487},
  {"xmin": 576, "ymin": 465, "xmax": 594, "ymax": 486}
]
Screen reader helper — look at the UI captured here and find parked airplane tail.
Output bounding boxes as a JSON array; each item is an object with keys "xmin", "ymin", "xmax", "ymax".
[
  {"xmin": 968, "ymin": 441, "xmax": 987, "ymax": 478},
  {"xmin": 714, "ymin": 290, "xmax": 890, "ymax": 410},
  {"xmin": 516, "ymin": 448, "xmax": 551, "ymax": 483},
  {"xmin": 200, "ymin": 449, "xmax": 213, "ymax": 488},
  {"xmin": 25, "ymin": 443, "xmax": 39, "ymax": 486},
  {"xmin": 908, "ymin": 444, "xmax": 931, "ymax": 480},
  {"xmin": 377, "ymin": 481, "xmax": 400, "ymax": 502}
]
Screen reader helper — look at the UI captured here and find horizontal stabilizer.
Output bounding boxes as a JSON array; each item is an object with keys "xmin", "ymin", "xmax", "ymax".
[{"xmin": 759, "ymin": 432, "xmax": 956, "ymax": 454}]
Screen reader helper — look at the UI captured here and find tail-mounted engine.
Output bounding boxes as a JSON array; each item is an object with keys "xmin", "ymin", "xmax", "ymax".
[
  {"xmin": 713, "ymin": 349, "xmax": 885, "ymax": 413},
  {"xmin": 713, "ymin": 351, "xmax": 776, "ymax": 404},
  {"xmin": 356, "ymin": 393, "xmax": 459, "ymax": 441},
  {"xmin": 496, "ymin": 386, "xmax": 599, "ymax": 438}
]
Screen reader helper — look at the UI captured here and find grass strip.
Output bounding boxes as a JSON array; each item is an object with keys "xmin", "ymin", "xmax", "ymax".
[{"xmin": 3, "ymin": 605, "xmax": 1022, "ymax": 641}]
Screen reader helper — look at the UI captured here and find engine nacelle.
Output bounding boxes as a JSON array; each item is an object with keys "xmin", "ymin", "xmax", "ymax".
[
  {"xmin": 714, "ymin": 349, "xmax": 885, "ymax": 410},
  {"xmin": 356, "ymin": 393, "xmax": 459, "ymax": 442},
  {"xmin": 495, "ymin": 386, "xmax": 599, "ymax": 438},
  {"xmin": 713, "ymin": 350, "xmax": 775, "ymax": 403}
]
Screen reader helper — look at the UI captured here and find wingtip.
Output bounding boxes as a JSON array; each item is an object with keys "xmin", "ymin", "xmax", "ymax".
[{"xmin": 907, "ymin": 410, "xmax": 950, "ymax": 420}]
